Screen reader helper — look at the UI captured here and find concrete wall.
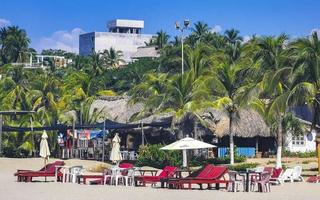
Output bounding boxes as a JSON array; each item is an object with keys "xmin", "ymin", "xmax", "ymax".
[
  {"xmin": 79, "ymin": 32, "xmax": 153, "ymax": 62},
  {"xmin": 285, "ymin": 130, "xmax": 317, "ymax": 153}
]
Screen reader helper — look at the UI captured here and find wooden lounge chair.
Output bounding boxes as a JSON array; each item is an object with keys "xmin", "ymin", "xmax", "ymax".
[
  {"xmin": 169, "ymin": 165, "xmax": 230, "ymax": 190},
  {"xmin": 135, "ymin": 166, "xmax": 177, "ymax": 186},
  {"xmin": 14, "ymin": 160, "xmax": 65, "ymax": 182}
]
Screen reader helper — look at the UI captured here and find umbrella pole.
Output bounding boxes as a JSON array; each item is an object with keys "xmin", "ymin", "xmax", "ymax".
[
  {"xmin": 182, "ymin": 149, "xmax": 187, "ymax": 168},
  {"xmin": 44, "ymin": 158, "xmax": 47, "ymax": 182}
]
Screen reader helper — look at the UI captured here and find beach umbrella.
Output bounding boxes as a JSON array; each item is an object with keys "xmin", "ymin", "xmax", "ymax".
[
  {"xmin": 39, "ymin": 130, "xmax": 50, "ymax": 181},
  {"xmin": 110, "ymin": 133, "xmax": 122, "ymax": 164},
  {"xmin": 161, "ymin": 135, "xmax": 216, "ymax": 168}
]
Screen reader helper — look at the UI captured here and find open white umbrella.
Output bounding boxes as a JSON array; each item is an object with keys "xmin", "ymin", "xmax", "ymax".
[
  {"xmin": 161, "ymin": 136, "xmax": 216, "ymax": 168},
  {"xmin": 109, "ymin": 133, "xmax": 122, "ymax": 164},
  {"xmin": 39, "ymin": 130, "xmax": 50, "ymax": 181}
]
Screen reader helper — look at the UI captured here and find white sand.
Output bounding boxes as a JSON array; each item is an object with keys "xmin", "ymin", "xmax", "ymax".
[{"xmin": 0, "ymin": 158, "xmax": 319, "ymax": 200}]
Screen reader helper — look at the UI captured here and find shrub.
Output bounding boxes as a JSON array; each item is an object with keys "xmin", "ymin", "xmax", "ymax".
[
  {"xmin": 228, "ymin": 163, "xmax": 259, "ymax": 171},
  {"xmin": 282, "ymin": 150, "xmax": 316, "ymax": 158},
  {"xmin": 136, "ymin": 144, "xmax": 182, "ymax": 169},
  {"xmin": 189, "ymin": 156, "xmax": 246, "ymax": 167}
]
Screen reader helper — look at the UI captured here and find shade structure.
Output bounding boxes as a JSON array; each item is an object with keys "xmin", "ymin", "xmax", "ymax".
[
  {"xmin": 109, "ymin": 133, "xmax": 122, "ymax": 163},
  {"xmin": 161, "ymin": 136, "xmax": 216, "ymax": 167},
  {"xmin": 39, "ymin": 130, "xmax": 50, "ymax": 181}
]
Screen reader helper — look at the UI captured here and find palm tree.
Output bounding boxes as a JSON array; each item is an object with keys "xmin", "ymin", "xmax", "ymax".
[
  {"xmin": 253, "ymin": 34, "xmax": 294, "ymax": 168},
  {"xmin": 102, "ymin": 47, "xmax": 125, "ymax": 68},
  {"xmin": 148, "ymin": 30, "xmax": 170, "ymax": 49},
  {"xmin": 0, "ymin": 26, "xmax": 30, "ymax": 63},
  {"xmin": 191, "ymin": 22, "xmax": 210, "ymax": 43},
  {"xmin": 224, "ymin": 29, "xmax": 243, "ymax": 45},
  {"xmin": 204, "ymin": 62, "xmax": 255, "ymax": 164},
  {"xmin": 29, "ymin": 73, "xmax": 61, "ymax": 125},
  {"xmin": 88, "ymin": 51, "xmax": 105, "ymax": 76},
  {"xmin": 289, "ymin": 31, "xmax": 320, "ymax": 128}
]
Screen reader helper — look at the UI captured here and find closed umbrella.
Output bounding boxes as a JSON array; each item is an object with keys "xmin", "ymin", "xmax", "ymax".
[
  {"xmin": 110, "ymin": 133, "xmax": 122, "ymax": 164},
  {"xmin": 161, "ymin": 135, "xmax": 216, "ymax": 168},
  {"xmin": 39, "ymin": 130, "xmax": 50, "ymax": 181}
]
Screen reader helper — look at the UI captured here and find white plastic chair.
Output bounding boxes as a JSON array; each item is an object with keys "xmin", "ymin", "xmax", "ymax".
[
  {"xmin": 124, "ymin": 169, "xmax": 135, "ymax": 186},
  {"xmin": 129, "ymin": 151, "xmax": 137, "ymax": 160},
  {"xmin": 280, "ymin": 168, "xmax": 294, "ymax": 182},
  {"xmin": 228, "ymin": 171, "xmax": 245, "ymax": 192},
  {"xmin": 69, "ymin": 166, "xmax": 84, "ymax": 183},
  {"xmin": 292, "ymin": 166, "xmax": 304, "ymax": 182},
  {"xmin": 110, "ymin": 167, "xmax": 125, "ymax": 186},
  {"xmin": 254, "ymin": 167, "xmax": 264, "ymax": 173}
]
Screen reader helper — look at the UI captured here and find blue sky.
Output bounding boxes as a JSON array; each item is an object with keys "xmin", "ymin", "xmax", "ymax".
[{"xmin": 1, "ymin": 0, "xmax": 319, "ymax": 53}]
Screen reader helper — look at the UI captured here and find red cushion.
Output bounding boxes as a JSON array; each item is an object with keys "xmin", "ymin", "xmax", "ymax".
[
  {"xmin": 204, "ymin": 166, "xmax": 227, "ymax": 179},
  {"xmin": 271, "ymin": 168, "xmax": 282, "ymax": 178},
  {"xmin": 158, "ymin": 166, "xmax": 177, "ymax": 178},
  {"xmin": 119, "ymin": 163, "xmax": 134, "ymax": 169},
  {"xmin": 197, "ymin": 164, "xmax": 215, "ymax": 178}
]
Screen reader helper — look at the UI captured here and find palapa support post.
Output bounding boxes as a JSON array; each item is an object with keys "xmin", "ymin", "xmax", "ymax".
[{"xmin": 141, "ymin": 121, "xmax": 144, "ymax": 146}]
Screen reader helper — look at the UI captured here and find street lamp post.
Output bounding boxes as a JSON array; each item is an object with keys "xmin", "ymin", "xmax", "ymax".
[{"xmin": 175, "ymin": 20, "xmax": 190, "ymax": 75}]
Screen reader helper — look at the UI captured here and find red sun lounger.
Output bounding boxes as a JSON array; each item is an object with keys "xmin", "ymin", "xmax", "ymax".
[
  {"xmin": 14, "ymin": 161, "xmax": 65, "ymax": 182},
  {"xmin": 169, "ymin": 165, "xmax": 229, "ymax": 190},
  {"xmin": 135, "ymin": 166, "xmax": 178, "ymax": 186}
]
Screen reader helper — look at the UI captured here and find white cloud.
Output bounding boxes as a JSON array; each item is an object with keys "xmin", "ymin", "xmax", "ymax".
[
  {"xmin": 0, "ymin": 18, "xmax": 11, "ymax": 27},
  {"xmin": 210, "ymin": 25, "xmax": 222, "ymax": 33},
  {"xmin": 33, "ymin": 28, "xmax": 85, "ymax": 53},
  {"xmin": 310, "ymin": 28, "xmax": 320, "ymax": 36},
  {"xmin": 243, "ymin": 35, "xmax": 252, "ymax": 43}
]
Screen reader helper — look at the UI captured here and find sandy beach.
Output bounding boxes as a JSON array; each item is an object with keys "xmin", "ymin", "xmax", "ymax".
[{"xmin": 0, "ymin": 158, "xmax": 319, "ymax": 200}]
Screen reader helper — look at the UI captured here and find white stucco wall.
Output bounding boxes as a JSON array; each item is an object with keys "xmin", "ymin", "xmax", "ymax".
[
  {"xmin": 285, "ymin": 130, "xmax": 317, "ymax": 152},
  {"xmin": 79, "ymin": 32, "xmax": 153, "ymax": 62}
]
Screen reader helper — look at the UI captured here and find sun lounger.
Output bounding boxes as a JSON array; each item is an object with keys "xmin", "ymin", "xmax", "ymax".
[
  {"xmin": 169, "ymin": 165, "xmax": 229, "ymax": 190},
  {"xmin": 280, "ymin": 168, "xmax": 294, "ymax": 182},
  {"xmin": 306, "ymin": 176, "xmax": 320, "ymax": 183},
  {"xmin": 292, "ymin": 166, "xmax": 304, "ymax": 182},
  {"xmin": 14, "ymin": 161, "xmax": 65, "ymax": 182},
  {"xmin": 135, "ymin": 166, "xmax": 178, "ymax": 186},
  {"xmin": 269, "ymin": 168, "xmax": 283, "ymax": 185}
]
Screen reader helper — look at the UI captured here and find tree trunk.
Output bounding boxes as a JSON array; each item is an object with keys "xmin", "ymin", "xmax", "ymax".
[
  {"xmin": 276, "ymin": 120, "xmax": 283, "ymax": 168},
  {"xmin": 229, "ymin": 113, "xmax": 235, "ymax": 165}
]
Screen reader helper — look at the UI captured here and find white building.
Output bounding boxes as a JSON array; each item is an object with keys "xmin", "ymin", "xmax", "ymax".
[
  {"xmin": 285, "ymin": 119, "xmax": 318, "ymax": 153},
  {"xmin": 79, "ymin": 19, "xmax": 153, "ymax": 62}
]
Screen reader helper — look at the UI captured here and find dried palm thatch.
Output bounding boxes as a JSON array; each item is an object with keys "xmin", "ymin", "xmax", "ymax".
[
  {"xmin": 92, "ymin": 96, "xmax": 270, "ymax": 138},
  {"xmin": 202, "ymin": 108, "xmax": 270, "ymax": 138},
  {"xmin": 91, "ymin": 96, "xmax": 143, "ymax": 123}
]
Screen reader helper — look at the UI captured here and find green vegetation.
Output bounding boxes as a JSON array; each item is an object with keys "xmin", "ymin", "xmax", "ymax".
[
  {"xmin": 136, "ymin": 144, "xmax": 182, "ymax": 168},
  {"xmin": 282, "ymin": 150, "xmax": 317, "ymax": 158},
  {"xmin": 1, "ymin": 22, "xmax": 319, "ymax": 165},
  {"xmin": 228, "ymin": 163, "xmax": 259, "ymax": 172}
]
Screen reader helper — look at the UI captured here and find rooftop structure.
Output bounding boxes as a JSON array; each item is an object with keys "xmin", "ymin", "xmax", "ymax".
[
  {"xmin": 107, "ymin": 19, "xmax": 144, "ymax": 34},
  {"xmin": 79, "ymin": 19, "xmax": 154, "ymax": 63}
]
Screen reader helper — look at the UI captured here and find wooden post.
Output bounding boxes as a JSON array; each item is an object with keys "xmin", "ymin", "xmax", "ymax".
[
  {"xmin": 316, "ymin": 136, "xmax": 320, "ymax": 175},
  {"xmin": 255, "ymin": 136, "xmax": 259, "ymax": 157}
]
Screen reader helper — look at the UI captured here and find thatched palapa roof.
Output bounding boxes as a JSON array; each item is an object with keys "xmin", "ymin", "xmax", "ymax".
[
  {"xmin": 202, "ymin": 108, "xmax": 270, "ymax": 138},
  {"xmin": 91, "ymin": 96, "xmax": 271, "ymax": 138}
]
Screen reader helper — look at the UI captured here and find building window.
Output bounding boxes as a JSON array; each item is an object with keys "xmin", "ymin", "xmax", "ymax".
[{"xmin": 292, "ymin": 135, "xmax": 305, "ymax": 146}]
